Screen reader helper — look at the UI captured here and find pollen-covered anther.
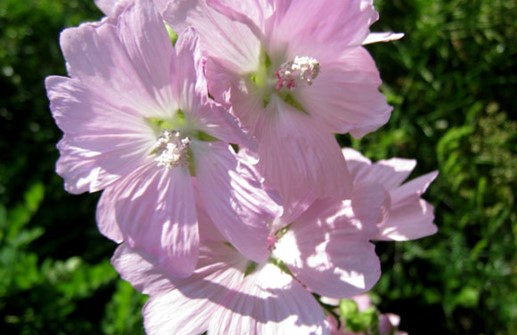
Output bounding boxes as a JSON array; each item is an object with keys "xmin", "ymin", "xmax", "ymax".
[
  {"xmin": 275, "ymin": 56, "xmax": 320, "ymax": 90},
  {"xmin": 152, "ymin": 130, "xmax": 190, "ymax": 169}
]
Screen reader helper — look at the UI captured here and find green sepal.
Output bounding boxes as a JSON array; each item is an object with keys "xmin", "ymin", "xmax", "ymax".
[
  {"xmin": 164, "ymin": 23, "xmax": 178, "ymax": 46},
  {"xmin": 244, "ymin": 261, "xmax": 258, "ymax": 277}
]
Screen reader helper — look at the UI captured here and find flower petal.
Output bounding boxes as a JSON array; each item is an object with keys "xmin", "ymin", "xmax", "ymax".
[
  {"xmin": 298, "ymin": 48, "xmax": 392, "ymax": 137},
  {"xmin": 256, "ymin": 96, "xmax": 353, "ymax": 209},
  {"xmin": 175, "ymin": 28, "xmax": 254, "ymax": 147},
  {"xmin": 104, "ymin": 162, "xmax": 199, "ymax": 278},
  {"xmin": 112, "ymin": 241, "xmax": 247, "ymax": 334},
  {"xmin": 266, "ymin": 0, "xmax": 379, "ymax": 56},
  {"xmin": 193, "ymin": 141, "xmax": 272, "ymax": 263},
  {"xmin": 60, "ymin": 0, "xmax": 176, "ymax": 118},
  {"xmin": 390, "ymin": 171, "xmax": 439, "ymax": 204},
  {"xmin": 275, "ymin": 199, "xmax": 381, "ymax": 298},
  {"xmin": 47, "ymin": 76, "xmax": 154, "ymax": 193},
  {"xmin": 164, "ymin": 0, "xmax": 261, "ymax": 74},
  {"xmin": 210, "ymin": 263, "xmax": 329, "ymax": 335},
  {"xmin": 376, "ymin": 199, "xmax": 437, "ymax": 241}
]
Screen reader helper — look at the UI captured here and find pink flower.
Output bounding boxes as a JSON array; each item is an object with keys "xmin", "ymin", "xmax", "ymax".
[
  {"xmin": 343, "ymin": 148, "xmax": 438, "ymax": 241},
  {"xmin": 113, "ymin": 183, "xmax": 383, "ymax": 334},
  {"xmin": 46, "ymin": 0, "xmax": 270, "ymax": 277},
  {"xmin": 164, "ymin": 0, "xmax": 401, "ymax": 208}
]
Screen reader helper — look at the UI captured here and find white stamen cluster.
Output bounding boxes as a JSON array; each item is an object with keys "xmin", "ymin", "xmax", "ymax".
[
  {"xmin": 275, "ymin": 56, "xmax": 320, "ymax": 90},
  {"xmin": 152, "ymin": 130, "xmax": 190, "ymax": 169}
]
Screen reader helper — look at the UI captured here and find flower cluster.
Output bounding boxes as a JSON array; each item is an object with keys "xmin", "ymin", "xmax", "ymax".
[{"xmin": 46, "ymin": 0, "xmax": 437, "ymax": 333}]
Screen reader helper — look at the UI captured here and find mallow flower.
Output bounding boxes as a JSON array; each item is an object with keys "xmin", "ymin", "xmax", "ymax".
[
  {"xmin": 343, "ymin": 148, "xmax": 438, "ymax": 241},
  {"xmin": 113, "ymin": 171, "xmax": 384, "ymax": 335},
  {"xmin": 164, "ymin": 0, "xmax": 402, "ymax": 207},
  {"xmin": 45, "ymin": 0, "xmax": 270, "ymax": 278}
]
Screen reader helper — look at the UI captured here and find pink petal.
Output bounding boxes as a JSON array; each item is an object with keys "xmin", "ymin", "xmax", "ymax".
[
  {"xmin": 376, "ymin": 171, "xmax": 438, "ymax": 241},
  {"xmin": 266, "ymin": 0, "xmax": 379, "ymax": 57},
  {"xmin": 275, "ymin": 200, "xmax": 381, "ymax": 298},
  {"xmin": 390, "ymin": 171, "xmax": 439, "ymax": 204},
  {"xmin": 210, "ymin": 263, "xmax": 329, "ymax": 335},
  {"xmin": 206, "ymin": 0, "xmax": 267, "ymax": 39},
  {"xmin": 298, "ymin": 48, "xmax": 392, "ymax": 137},
  {"xmin": 175, "ymin": 29, "xmax": 254, "ymax": 147},
  {"xmin": 60, "ymin": 0, "xmax": 176, "ymax": 118},
  {"xmin": 193, "ymin": 141, "xmax": 272, "ymax": 263},
  {"xmin": 164, "ymin": 0, "xmax": 261, "ymax": 74},
  {"xmin": 55, "ymin": 138, "xmax": 119, "ymax": 194},
  {"xmin": 342, "ymin": 148, "xmax": 419, "ymax": 191},
  {"xmin": 112, "ymin": 242, "xmax": 248, "ymax": 334},
  {"xmin": 367, "ymin": 158, "xmax": 417, "ymax": 190},
  {"xmin": 351, "ymin": 181, "xmax": 390, "ymax": 228},
  {"xmin": 104, "ymin": 162, "xmax": 199, "ymax": 278},
  {"xmin": 111, "ymin": 244, "xmax": 174, "ymax": 295},
  {"xmin": 47, "ymin": 76, "xmax": 155, "ymax": 193},
  {"xmin": 96, "ymin": 186, "xmax": 124, "ymax": 243},
  {"xmin": 256, "ymin": 96, "xmax": 353, "ymax": 209},
  {"xmin": 376, "ymin": 199, "xmax": 437, "ymax": 241}
]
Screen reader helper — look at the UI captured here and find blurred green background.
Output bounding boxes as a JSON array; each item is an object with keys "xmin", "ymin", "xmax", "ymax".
[{"xmin": 0, "ymin": 0, "xmax": 515, "ymax": 334}]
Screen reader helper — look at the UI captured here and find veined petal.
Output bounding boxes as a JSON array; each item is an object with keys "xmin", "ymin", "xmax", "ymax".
[
  {"xmin": 96, "ymin": 186, "xmax": 124, "ymax": 243},
  {"xmin": 275, "ymin": 200, "xmax": 381, "ymax": 298},
  {"xmin": 343, "ymin": 148, "xmax": 420, "ymax": 190},
  {"xmin": 298, "ymin": 48, "xmax": 392, "ymax": 137},
  {"xmin": 256, "ymin": 97, "xmax": 352, "ymax": 208},
  {"xmin": 390, "ymin": 171, "xmax": 439, "ymax": 204},
  {"xmin": 104, "ymin": 162, "xmax": 199, "ymax": 278},
  {"xmin": 55, "ymin": 138, "xmax": 118, "ymax": 194},
  {"xmin": 47, "ymin": 76, "xmax": 155, "ymax": 193},
  {"xmin": 206, "ymin": 0, "xmax": 269, "ymax": 40},
  {"xmin": 111, "ymin": 244, "xmax": 175, "ymax": 295},
  {"xmin": 145, "ymin": 242, "xmax": 247, "ymax": 334},
  {"xmin": 60, "ymin": 0, "xmax": 176, "ymax": 118},
  {"xmin": 164, "ymin": 0, "xmax": 261, "ymax": 74},
  {"xmin": 174, "ymin": 29, "xmax": 254, "ymax": 147},
  {"xmin": 193, "ymin": 141, "xmax": 272, "ymax": 263},
  {"xmin": 266, "ymin": 0, "xmax": 378, "ymax": 56},
  {"xmin": 112, "ymin": 242, "xmax": 248, "ymax": 334},
  {"xmin": 210, "ymin": 263, "xmax": 329, "ymax": 335},
  {"xmin": 376, "ymin": 172, "xmax": 438, "ymax": 241},
  {"xmin": 351, "ymin": 181, "xmax": 390, "ymax": 229},
  {"xmin": 376, "ymin": 199, "xmax": 437, "ymax": 241}
]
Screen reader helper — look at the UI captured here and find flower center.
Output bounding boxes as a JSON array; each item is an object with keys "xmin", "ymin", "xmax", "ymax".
[
  {"xmin": 152, "ymin": 130, "xmax": 190, "ymax": 169},
  {"xmin": 275, "ymin": 56, "xmax": 320, "ymax": 90}
]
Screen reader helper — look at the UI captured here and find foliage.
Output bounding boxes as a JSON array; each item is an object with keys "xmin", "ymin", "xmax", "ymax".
[{"xmin": 0, "ymin": 0, "xmax": 515, "ymax": 334}]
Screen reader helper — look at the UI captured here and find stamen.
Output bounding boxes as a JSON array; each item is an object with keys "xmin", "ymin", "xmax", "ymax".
[
  {"xmin": 152, "ymin": 130, "xmax": 190, "ymax": 168},
  {"xmin": 275, "ymin": 56, "xmax": 320, "ymax": 90}
]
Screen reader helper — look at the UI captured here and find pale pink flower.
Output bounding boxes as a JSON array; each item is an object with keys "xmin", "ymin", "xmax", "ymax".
[
  {"xmin": 164, "ymin": 0, "xmax": 401, "ymax": 207},
  {"xmin": 113, "ymin": 182, "xmax": 383, "ymax": 334},
  {"xmin": 343, "ymin": 148, "xmax": 438, "ymax": 241},
  {"xmin": 46, "ymin": 0, "xmax": 270, "ymax": 277}
]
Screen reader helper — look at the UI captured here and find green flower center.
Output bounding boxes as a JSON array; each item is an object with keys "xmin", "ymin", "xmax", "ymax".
[{"xmin": 247, "ymin": 49, "xmax": 319, "ymax": 114}]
